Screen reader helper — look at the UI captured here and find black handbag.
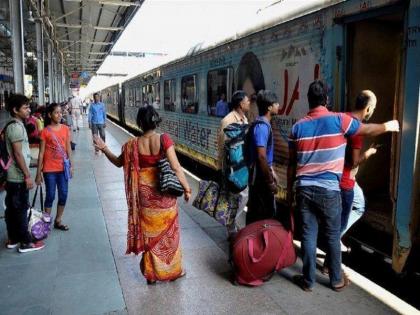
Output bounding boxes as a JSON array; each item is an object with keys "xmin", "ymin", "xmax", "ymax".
[{"xmin": 157, "ymin": 135, "xmax": 184, "ymax": 197}]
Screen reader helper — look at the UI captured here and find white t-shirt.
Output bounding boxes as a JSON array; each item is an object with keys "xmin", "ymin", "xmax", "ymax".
[{"xmin": 70, "ymin": 96, "xmax": 83, "ymax": 110}]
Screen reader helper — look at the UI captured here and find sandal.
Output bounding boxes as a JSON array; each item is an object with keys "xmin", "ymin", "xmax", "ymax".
[
  {"xmin": 292, "ymin": 275, "xmax": 312, "ymax": 292},
  {"xmin": 332, "ymin": 274, "xmax": 350, "ymax": 292},
  {"xmin": 54, "ymin": 221, "xmax": 69, "ymax": 231},
  {"xmin": 146, "ymin": 279, "xmax": 157, "ymax": 285},
  {"xmin": 170, "ymin": 271, "xmax": 187, "ymax": 282}
]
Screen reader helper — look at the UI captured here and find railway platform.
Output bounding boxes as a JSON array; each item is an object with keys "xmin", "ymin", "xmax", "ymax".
[{"xmin": 0, "ymin": 110, "xmax": 417, "ymax": 315}]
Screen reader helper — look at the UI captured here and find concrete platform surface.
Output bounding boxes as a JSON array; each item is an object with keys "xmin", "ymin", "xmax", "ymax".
[{"xmin": 0, "ymin": 111, "xmax": 410, "ymax": 315}]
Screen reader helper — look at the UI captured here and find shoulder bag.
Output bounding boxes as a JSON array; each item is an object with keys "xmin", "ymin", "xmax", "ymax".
[{"xmin": 157, "ymin": 134, "xmax": 184, "ymax": 196}]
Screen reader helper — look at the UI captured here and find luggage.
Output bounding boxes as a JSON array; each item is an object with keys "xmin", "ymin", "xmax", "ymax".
[
  {"xmin": 192, "ymin": 180, "xmax": 220, "ymax": 216},
  {"xmin": 231, "ymin": 219, "xmax": 296, "ymax": 286},
  {"xmin": 223, "ymin": 123, "xmax": 249, "ymax": 193},
  {"xmin": 28, "ymin": 186, "xmax": 51, "ymax": 241}
]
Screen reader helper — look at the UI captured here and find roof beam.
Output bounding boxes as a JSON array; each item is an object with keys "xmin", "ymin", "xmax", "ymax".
[
  {"xmin": 64, "ymin": 0, "xmax": 141, "ymax": 7},
  {"xmin": 56, "ymin": 23, "xmax": 124, "ymax": 31}
]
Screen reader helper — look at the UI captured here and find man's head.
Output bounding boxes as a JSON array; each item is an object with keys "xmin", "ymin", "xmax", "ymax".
[
  {"xmin": 94, "ymin": 93, "xmax": 100, "ymax": 103},
  {"xmin": 220, "ymin": 93, "xmax": 226, "ymax": 101},
  {"xmin": 354, "ymin": 90, "xmax": 377, "ymax": 121},
  {"xmin": 256, "ymin": 90, "xmax": 279, "ymax": 116},
  {"xmin": 307, "ymin": 80, "xmax": 328, "ymax": 109},
  {"xmin": 231, "ymin": 90, "xmax": 250, "ymax": 113},
  {"xmin": 6, "ymin": 94, "xmax": 30, "ymax": 119}
]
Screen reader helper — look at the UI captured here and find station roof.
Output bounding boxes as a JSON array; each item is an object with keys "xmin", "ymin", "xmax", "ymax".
[{"xmin": 0, "ymin": 0, "xmax": 142, "ymax": 78}]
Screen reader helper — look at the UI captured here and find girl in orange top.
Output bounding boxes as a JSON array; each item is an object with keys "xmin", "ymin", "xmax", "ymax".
[{"xmin": 35, "ymin": 103, "xmax": 73, "ymax": 231}]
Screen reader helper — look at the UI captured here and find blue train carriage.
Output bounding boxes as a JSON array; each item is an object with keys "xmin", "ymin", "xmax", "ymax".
[{"xmin": 101, "ymin": 84, "xmax": 120, "ymax": 121}]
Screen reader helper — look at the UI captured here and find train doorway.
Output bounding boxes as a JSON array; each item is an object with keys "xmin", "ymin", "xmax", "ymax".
[{"xmin": 344, "ymin": 9, "xmax": 404, "ymax": 255}]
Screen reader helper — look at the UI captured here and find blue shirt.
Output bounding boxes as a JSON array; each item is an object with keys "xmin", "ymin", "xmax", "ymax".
[
  {"xmin": 215, "ymin": 100, "xmax": 229, "ymax": 117},
  {"xmin": 88, "ymin": 102, "xmax": 106, "ymax": 125},
  {"xmin": 249, "ymin": 116, "xmax": 273, "ymax": 167}
]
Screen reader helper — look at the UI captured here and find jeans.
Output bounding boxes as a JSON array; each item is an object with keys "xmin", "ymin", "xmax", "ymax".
[
  {"xmin": 296, "ymin": 186, "xmax": 342, "ymax": 288},
  {"xmin": 44, "ymin": 172, "xmax": 68, "ymax": 208},
  {"xmin": 91, "ymin": 124, "xmax": 105, "ymax": 142},
  {"xmin": 5, "ymin": 182, "xmax": 32, "ymax": 244},
  {"xmin": 341, "ymin": 182, "xmax": 365, "ymax": 236},
  {"xmin": 340, "ymin": 188, "xmax": 354, "ymax": 236}
]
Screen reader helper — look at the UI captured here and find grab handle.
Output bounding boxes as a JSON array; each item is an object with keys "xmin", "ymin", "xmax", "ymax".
[{"xmin": 248, "ymin": 230, "xmax": 269, "ymax": 263}]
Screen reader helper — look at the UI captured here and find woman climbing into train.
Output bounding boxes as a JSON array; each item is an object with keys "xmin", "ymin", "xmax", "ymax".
[
  {"xmin": 93, "ymin": 106, "xmax": 191, "ymax": 284},
  {"xmin": 35, "ymin": 103, "xmax": 73, "ymax": 231}
]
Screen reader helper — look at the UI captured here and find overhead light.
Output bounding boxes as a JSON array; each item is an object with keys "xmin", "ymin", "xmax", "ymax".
[{"xmin": 28, "ymin": 10, "xmax": 35, "ymax": 23}]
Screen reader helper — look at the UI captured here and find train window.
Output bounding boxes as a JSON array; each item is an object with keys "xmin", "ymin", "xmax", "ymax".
[
  {"xmin": 153, "ymin": 82, "xmax": 160, "ymax": 109},
  {"xmin": 181, "ymin": 75, "xmax": 198, "ymax": 114},
  {"xmin": 135, "ymin": 86, "xmax": 141, "ymax": 107},
  {"xmin": 142, "ymin": 86, "xmax": 148, "ymax": 106},
  {"xmin": 164, "ymin": 79, "xmax": 176, "ymax": 111},
  {"xmin": 207, "ymin": 67, "xmax": 233, "ymax": 117}
]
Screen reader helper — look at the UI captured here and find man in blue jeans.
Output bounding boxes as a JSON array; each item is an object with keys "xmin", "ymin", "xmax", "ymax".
[
  {"xmin": 88, "ymin": 93, "xmax": 107, "ymax": 154},
  {"xmin": 287, "ymin": 81, "xmax": 399, "ymax": 292}
]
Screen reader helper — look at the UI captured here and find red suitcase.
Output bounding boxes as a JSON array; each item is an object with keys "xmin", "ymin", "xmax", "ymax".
[{"xmin": 231, "ymin": 219, "xmax": 296, "ymax": 286}]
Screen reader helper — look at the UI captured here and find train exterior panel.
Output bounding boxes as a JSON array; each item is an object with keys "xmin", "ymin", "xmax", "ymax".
[
  {"xmin": 102, "ymin": 84, "xmax": 120, "ymax": 121},
  {"xmin": 100, "ymin": 0, "xmax": 420, "ymax": 273}
]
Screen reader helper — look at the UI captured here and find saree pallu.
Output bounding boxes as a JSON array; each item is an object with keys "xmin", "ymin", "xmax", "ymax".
[{"xmin": 122, "ymin": 139, "xmax": 183, "ymax": 281}]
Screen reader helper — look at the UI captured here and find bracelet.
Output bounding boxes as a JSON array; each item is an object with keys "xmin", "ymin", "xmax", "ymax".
[
  {"xmin": 24, "ymin": 176, "xmax": 31, "ymax": 180},
  {"xmin": 184, "ymin": 188, "xmax": 192, "ymax": 193}
]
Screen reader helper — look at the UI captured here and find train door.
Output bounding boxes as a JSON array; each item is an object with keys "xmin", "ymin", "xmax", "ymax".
[{"xmin": 344, "ymin": 9, "xmax": 404, "ymax": 256}]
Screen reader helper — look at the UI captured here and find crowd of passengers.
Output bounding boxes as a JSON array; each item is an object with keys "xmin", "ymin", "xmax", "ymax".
[{"xmin": 2, "ymin": 80, "xmax": 399, "ymax": 291}]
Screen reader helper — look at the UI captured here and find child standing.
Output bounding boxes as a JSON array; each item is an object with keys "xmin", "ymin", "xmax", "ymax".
[{"xmin": 35, "ymin": 103, "xmax": 73, "ymax": 231}]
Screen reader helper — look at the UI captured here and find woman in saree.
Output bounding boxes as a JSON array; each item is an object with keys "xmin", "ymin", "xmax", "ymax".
[{"xmin": 93, "ymin": 106, "xmax": 192, "ymax": 284}]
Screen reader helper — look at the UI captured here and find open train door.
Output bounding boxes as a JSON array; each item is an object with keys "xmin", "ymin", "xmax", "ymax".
[{"xmin": 342, "ymin": 4, "xmax": 407, "ymax": 271}]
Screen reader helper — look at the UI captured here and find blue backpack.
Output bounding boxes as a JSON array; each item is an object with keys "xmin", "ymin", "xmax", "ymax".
[{"xmin": 223, "ymin": 123, "xmax": 249, "ymax": 193}]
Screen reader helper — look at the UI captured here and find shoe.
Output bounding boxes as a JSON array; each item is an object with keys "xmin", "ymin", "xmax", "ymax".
[
  {"xmin": 5, "ymin": 240, "xmax": 19, "ymax": 249},
  {"xmin": 18, "ymin": 241, "xmax": 45, "ymax": 253}
]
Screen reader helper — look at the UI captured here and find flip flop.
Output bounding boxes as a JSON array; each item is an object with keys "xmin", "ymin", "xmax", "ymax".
[
  {"xmin": 54, "ymin": 222, "xmax": 69, "ymax": 231},
  {"xmin": 293, "ymin": 275, "xmax": 312, "ymax": 292},
  {"xmin": 332, "ymin": 274, "xmax": 351, "ymax": 292}
]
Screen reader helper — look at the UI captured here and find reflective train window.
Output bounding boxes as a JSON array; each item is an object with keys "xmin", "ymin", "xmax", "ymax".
[
  {"xmin": 142, "ymin": 86, "xmax": 148, "ymax": 106},
  {"xmin": 153, "ymin": 82, "xmax": 160, "ymax": 109},
  {"xmin": 207, "ymin": 67, "xmax": 233, "ymax": 117},
  {"xmin": 135, "ymin": 85, "xmax": 141, "ymax": 107},
  {"xmin": 164, "ymin": 79, "xmax": 176, "ymax": 111},
  {"xmin": 181, "ymin": 75, "xmax": 198, "ymax": 114}
]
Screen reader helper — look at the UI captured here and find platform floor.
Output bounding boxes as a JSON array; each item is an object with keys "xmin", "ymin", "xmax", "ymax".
[{"xmin": 0, "ymin": 111, "xmax": 408, "ymax": 315}]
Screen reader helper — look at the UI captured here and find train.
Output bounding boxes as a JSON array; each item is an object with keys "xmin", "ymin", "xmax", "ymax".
[{"xmin": 98, "ymin": 0, "xmax": 420, "ymax": 274}]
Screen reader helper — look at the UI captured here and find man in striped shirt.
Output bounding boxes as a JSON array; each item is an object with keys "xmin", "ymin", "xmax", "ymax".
[{"xmin": 288, "ymin": 80, "xmax": 399, "ymax": 292}]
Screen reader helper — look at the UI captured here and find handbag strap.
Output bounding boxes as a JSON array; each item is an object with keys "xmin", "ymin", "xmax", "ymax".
[
  {"xmin": 31, "ymin": 185, "xmax": 44, "ymax": 212},
  {"xmin": 47, "ymin": 127, "xmax": 68, "ymax": 160}
]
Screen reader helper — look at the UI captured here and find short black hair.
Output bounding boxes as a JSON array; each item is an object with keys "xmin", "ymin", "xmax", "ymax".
[
  {"xmin": 93, "ymin": 93, "xmax": 99, "ymax": 98},
  {"xmin": 307, "ymin": 80, "xmax": 328, "ymax": 109},
  {"xmin": 6, "ymin": 94, "xmax": 29, "ymax": 116},
  {"xmin": 231, "ymin": 90, "xmax": 247, "ymax": 110},
  {"xmin": 136, "ymin": 106, "xmax": 162, "ymax": 133},
  {"xmin": 256, "ymin": 90, "xmax": 278, "ymax": 116},
  {"xmin": 355, "ymin": 91, "xmax": 374, "ymax": 110}
]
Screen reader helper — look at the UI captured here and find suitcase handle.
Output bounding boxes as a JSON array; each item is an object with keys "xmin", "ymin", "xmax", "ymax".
[{"xmin": 248, "ymin": 230, "xmax": 269, "ymax": 263}]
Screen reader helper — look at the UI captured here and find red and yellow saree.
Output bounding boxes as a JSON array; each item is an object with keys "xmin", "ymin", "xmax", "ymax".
[{"xmin": 122, "ymin": 137, "xmax": 183, "ymax": 282}]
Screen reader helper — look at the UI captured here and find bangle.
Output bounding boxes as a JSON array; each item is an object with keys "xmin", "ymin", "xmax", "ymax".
[
  {"xmin": 24, "ymin": 176, "xmax": 31, "ymax": 180},
  {"xmin": 184, "ymin": 188, "xmax": 192, "ymax": 193},
  {"xmin": 101, "ymin": 146, "xmax": 107, "ymax": 152}
]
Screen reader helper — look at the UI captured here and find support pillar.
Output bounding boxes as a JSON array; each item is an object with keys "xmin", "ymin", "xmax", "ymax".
[
  {"xmin": 35, "ymin": 19, "xmax": 45, "ymax": 105},
  {"xmin": 9, "ymin": 0, "xmax": 25, "ymax": 94},
  {"xmin": 48, "ymin": 41, "xmax": 53, "ymax": 102}
]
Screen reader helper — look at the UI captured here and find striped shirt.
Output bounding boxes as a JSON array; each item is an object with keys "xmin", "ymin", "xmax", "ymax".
[{"xmin": 288, "ymin": 106, "xmax": 361, "ymax": 191}]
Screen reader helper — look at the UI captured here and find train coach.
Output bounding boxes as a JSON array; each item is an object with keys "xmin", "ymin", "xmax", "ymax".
[{"xmin": 99, "ymin": 0, "xmax": 420, "ymax": 274}]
